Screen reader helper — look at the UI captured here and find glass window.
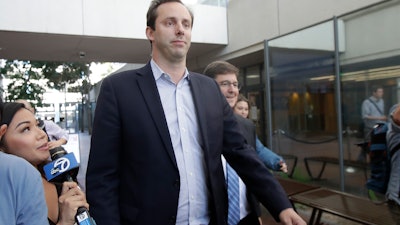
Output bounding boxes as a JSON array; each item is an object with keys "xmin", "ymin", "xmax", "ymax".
[
  {"xmin": 245, "ymin": 66, "xmax": 260, "ymax": 86},
  {"xmin": 265, "ymin": 2, "xmax": 400, "ymax": 197}
]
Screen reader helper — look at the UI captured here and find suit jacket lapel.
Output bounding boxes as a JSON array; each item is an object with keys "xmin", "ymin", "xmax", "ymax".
[{"xmin": 136, "ymin": 64, "xmax": 178, "ymax": 169}]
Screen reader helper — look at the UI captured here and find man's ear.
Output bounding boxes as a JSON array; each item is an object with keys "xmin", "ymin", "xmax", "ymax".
[
  {"xmin": 0, "ymin": 124, "xmax": 7, "ymax": 139},
  {"xmin": 146, "ymin": 26, "xmax": 155, "ymax": 42}
]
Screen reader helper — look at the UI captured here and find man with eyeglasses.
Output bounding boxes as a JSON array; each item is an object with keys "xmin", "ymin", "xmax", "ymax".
[{"xmin": 204, "ymin": 60, "xmax": 290, "ymax": 225}]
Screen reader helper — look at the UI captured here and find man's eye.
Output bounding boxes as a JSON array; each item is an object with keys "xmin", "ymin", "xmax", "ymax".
[{"xmin": 166, "ymin": 21, "xmax": 175, "ymax": 27}]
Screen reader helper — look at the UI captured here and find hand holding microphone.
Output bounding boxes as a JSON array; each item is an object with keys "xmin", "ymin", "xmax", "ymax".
[
  {"xmin": 44, "ymin": 146, "xmax": 96, "ymax": 225},
  {"xmin": 58, "ymin": 181, "xmax": 90, "ymax": 225}
]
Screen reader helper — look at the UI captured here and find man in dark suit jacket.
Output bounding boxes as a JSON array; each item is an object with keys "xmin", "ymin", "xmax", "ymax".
[
  {"xmin": 233, "ymin": 114, "xmax": 262, "ymax": 225},
  {"xmin": 204, "ymin": 60, "xmax": 266, "ymax": 225},
  {"xmin": 86, "ymin": 1, "xmax": 305, "ymax": 225}
]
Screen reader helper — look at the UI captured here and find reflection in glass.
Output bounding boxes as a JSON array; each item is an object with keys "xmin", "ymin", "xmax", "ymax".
[{"xmin": 265, "ymin": 2, "xmax": 400, "ymax": 197}]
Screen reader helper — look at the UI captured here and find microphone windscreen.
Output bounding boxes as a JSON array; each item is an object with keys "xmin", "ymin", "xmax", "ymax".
[{"xmin": 50, "ymin": 146, "xmax": 68, "ymax": 160}]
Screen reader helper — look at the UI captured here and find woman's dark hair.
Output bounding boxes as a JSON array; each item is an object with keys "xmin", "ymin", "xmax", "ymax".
[
  {"xmin": 0, "ymin": 102, "xmax": 25, "ymax": 126},
  {"xmin": 0, "ymin": 102, "xmax": 25, "ymax": 151},
  {"xmin": 236, "ymin": 94, "xmax": 250, "ymax": 108},
  {"xmin": 146, "ymin": 0, "xmax": 194, "ymax": 30}
]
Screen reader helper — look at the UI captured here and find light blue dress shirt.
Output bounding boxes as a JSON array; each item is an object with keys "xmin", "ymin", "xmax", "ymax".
[{"xmin": 151, "ymin": 60, "xmax": 210, "ymax": 225}]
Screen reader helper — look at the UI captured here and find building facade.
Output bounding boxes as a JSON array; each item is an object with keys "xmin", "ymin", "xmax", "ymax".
[{"xmin": 1, "ymin": 0, "xmax": 400, "ymax": 195}]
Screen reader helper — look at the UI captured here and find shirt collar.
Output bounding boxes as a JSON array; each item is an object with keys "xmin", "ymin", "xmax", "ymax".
[{"xmin": 150, "ymin": 59, "xmax": 190, "ymax": 82}]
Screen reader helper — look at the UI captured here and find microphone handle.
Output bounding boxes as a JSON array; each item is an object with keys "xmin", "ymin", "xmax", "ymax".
[{"xmin": 76, "ymin": 207, "xmax": 96, "ymax": 225}]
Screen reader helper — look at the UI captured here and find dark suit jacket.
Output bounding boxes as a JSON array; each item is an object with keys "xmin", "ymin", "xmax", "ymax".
[
  {"xmin": 86, "ymin": 63, "xmax": 291, "ymax": 225},
  {"xmin": 234, "ymin": 114, "xmax": 261, "ymax": 220}
]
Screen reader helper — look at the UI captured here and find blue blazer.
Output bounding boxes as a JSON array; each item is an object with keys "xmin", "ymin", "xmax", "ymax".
[{"xmin": 86, "ymin": 63, "xmax": 291, "ymax": 225}]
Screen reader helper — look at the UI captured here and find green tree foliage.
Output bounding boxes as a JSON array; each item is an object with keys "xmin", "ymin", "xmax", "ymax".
[
  {"xmin": 37, "ymin": 61, "xmax": 89, "ymax": 90},
  {"xmin": 0, "ymin": 60, "xmax": 90, "ymax": 105},
  {"xmin": 0, "ymin": 60, "xmax": 46, "ymax": 105}
]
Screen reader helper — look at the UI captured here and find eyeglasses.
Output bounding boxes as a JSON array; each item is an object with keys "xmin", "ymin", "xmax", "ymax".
[{"xmin": 219, "ymin": 81, "xmax": 241, "ymax": 90}]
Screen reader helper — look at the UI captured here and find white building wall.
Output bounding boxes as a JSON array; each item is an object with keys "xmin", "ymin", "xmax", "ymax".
[
  {"xmin": 189, "ymin": 0, "xmax": 386, "ymax": 68},
  {"xmin": 342, "ymin": 2, "xmax": 400, "ymax": 64},
  {"xmin": 0, "ymin": 0, "xmax": 392, "ymax": 68},
  {"xmin": 0, "ymin": 0, "xmax": 227, "ymax": 44}
]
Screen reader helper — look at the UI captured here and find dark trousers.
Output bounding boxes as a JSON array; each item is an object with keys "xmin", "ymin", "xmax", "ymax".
[{"xmin": 238, "ymin": 212, "xmax": 260, "ymax": 225}]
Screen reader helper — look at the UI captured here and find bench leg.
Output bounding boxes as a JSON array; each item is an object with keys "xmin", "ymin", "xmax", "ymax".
[
  {"xmin": 304, "ymin": 158, "xmax": 327, "ymax": 180},
  {"xmin": 307, "ymin": 208, "xmax": 323, "ymax": 225},
  {"xmin": 315, "ymin": 210, "xmax": 323, "ymax": 225},
  {"xmin": 304, "ymin": 158, "xmax": 313, "ymax": 179},
  {"xmin": 316, "ymin": 162, "xmax": 327, "ymax": 180},
  {"xmin": 289, "ymin": 157, "xmax": 298, "ymax": 178},
  {"xmin": 308, "ymin": 208, "xmax": 318, "ymax": 225}
]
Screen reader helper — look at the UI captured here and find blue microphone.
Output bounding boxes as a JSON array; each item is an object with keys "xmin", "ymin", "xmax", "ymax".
[
  {"xmin": 44, "ymin": 150, "xmax": 79, "ymax": 182},
  {"xmin": 46, "ymin": 147, "xmax": 96, "ymax": 225}
]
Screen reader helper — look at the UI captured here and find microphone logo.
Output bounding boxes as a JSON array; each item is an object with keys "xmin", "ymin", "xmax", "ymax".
[
  {"xmin": 44, "ymin": 152, "xmax": 79, "ymax": 181},
  {"xmin": 51, "ymin": 157, "xmax": 71, "ymax": 175}
]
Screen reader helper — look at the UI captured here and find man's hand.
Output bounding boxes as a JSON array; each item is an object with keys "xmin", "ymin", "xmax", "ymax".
[
  {"xmin": 279, "ymin": 208, "xmax": 306, "ymax": 225},
  {"xmin": 48, "ymin": 138, "xmax": 67, "ymax": 150},
  {"xmin": 279, "ymin": 160, "xmax": 288, "ymax": 173}
]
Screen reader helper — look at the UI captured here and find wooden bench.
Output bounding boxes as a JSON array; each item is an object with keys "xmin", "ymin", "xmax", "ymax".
[
  {"xmin": 276, "ymin": 177, "xmax": 320, "ymax": 196},
  {"xmin": 289, "ymin": 188, "xmax": 398, "ymax": 225},
  {"xmin": 304, "ymin": 156, "xmax": 368, "ymax": 180}
]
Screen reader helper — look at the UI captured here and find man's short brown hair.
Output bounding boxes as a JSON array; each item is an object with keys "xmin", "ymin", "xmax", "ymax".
[
  {"xmin": 203, "ymin": 61, "xmax": 239, "ymax": 79},
  {"xmin": 146, "ymin": 0, "xmax": 194, "ymax": 30}
]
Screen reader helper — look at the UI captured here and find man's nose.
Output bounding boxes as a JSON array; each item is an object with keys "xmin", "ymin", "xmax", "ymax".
[{"xmin": 176, "ymin": 24, "xmax": 185, "ymax": 35}]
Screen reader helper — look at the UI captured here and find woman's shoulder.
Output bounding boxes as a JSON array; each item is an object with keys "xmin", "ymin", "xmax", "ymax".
[{"xmin": 0, "ymin": 152, "xmax": 41, "ymax": 181}]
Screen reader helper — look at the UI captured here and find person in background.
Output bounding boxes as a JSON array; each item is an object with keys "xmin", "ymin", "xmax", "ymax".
[
  {"xmin": 0, "ymin": 97, "xmax": 48, "ymax": 225},
  {"xmin": 386, "ymin": 103, "xmax": 400, "ymax": 222},
  {"xmin": 360, "ymin": 85, "xmax": 387, "ymax": 161},
  {"xmin": 85, "ymin": 1, "xmax": 306, "ymax": 225},
  {"xmin": 203, "ymin": 61, "xmax": 287, "ymax": 173},
  {"xmin": 203, "ymin": 60, "xmax": 288, "ymax": 225},
  {"xmin": 235, "ymin": 94, "xmax": 288, "ymax": 172},
  {"xmin": 16, "ymin": 99, "xmax": 69, "ymax": 150},
  {"xmin": 361, "ymin": 85, "xmax": 387, "ymax": 139},
  {"xmin": 0, "ymin": 102, "xmax": 88, "ymax": 225}
]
